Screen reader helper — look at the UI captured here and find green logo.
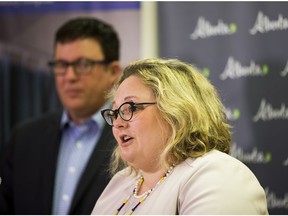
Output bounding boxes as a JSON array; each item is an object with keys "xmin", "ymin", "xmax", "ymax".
[
  {"xmin": 265, "ymin": 152, "xmax": 272, "ymax": 162},
  {"xmin": 262, "ymin": 64, "xmax": 269, "ymax": 74},
  {"xmin": 233, "ymin": 109, "xmax": 240, "ymax": 119},
  {"xmin": 229, "ymin": 23, "xmax": 237, "ymax": 33},
  {"xmin": 201, "ymin": 67, "xmax": 210, "ymax": 78}
]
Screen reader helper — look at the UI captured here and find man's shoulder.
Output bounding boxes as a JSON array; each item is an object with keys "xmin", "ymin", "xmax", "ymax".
[
  {"xmin": 12, "ymin": 111, "xmax": 62, "ymax": 135},
  {"xmin": 3, "ymin": 111, "xmax": 63, "ymax": 153}
]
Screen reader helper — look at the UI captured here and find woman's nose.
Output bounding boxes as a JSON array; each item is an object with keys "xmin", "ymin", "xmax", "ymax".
[{"xmin": 112, "ymin": 115, "xmax": 127, "ymax": 128}]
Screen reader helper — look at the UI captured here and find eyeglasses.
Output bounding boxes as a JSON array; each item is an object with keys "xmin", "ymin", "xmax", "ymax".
[
  {"xmin": 101, "ymin": 101, "xmax": 157, "ymax": 126},
  {"xmin": 47, "ymin": 58, "xmax": 108, "ymax": 76}
]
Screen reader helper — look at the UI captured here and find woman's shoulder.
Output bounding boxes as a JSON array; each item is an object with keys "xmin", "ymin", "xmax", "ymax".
[
  {"xmin": 175, "ymin": 149, "xmax": 260, "ymax": 184},
  {"xmin": 174, "ymin": 151, "xmax": 268, "ymax": 214},
  {"xmin": 183, "ymin": 149, "xmax": 250, "ymax": 170}
]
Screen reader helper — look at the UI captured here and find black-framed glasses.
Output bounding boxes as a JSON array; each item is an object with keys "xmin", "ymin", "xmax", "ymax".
[
  {"xmin": 101, "ymin": 101, "xmax": 157, "ymax": 126},
  {"xmin": 47, "ymin": 58, "xmax": 108, "ymax": 76}
]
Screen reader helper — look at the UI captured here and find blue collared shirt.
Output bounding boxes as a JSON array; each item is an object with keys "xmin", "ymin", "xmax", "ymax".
[{"xmin": 52, "ymin": 103, "xmax": 110, "ymax": 215}]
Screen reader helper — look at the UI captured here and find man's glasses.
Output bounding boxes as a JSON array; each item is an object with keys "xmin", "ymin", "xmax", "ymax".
[
  {"xmin": 48, "ymin": 58, "xmax": 108, "ymax": 76},
  {"xmin": 101, "ymin": 101, "xmax": 157, "ymax": 126}
]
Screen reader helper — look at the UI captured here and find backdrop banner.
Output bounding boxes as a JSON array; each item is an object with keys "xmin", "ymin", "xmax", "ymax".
[
  {"xmin": 0, "ymin": 2, "xmax": 140, "ymax": 148},
  {"xmin": 158, "ymin": 2, "xmax": 288, "ymax": 214}
]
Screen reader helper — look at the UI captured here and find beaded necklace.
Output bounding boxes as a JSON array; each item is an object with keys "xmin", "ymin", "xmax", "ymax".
[{"xmin": 114, "ymin": 165, "xmax": 174, "ymax": 215}]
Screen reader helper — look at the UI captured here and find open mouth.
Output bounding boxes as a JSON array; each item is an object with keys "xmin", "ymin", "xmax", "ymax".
[{"xmin": 121, "ymin": 135, "xmax": 133, "ymax": 143}]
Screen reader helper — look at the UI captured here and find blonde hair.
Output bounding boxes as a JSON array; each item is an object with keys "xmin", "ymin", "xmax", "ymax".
[{"xmin": 109, "ymin": 58, "xmax": 231, "ymax": 174}]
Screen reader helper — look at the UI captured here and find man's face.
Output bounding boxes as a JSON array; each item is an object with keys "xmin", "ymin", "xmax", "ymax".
[{"xmin": 54, "ymin": 38, "xmax": 118, "ymax": 123}]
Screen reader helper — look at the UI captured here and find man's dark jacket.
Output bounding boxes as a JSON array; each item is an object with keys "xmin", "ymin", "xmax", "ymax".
[{"xmin": 0, "ymin": 111, "xmax": 116, "ymax": 214}]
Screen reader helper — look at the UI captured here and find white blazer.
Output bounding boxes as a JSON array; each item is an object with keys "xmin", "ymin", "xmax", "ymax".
[{"xmin": 92, "ymin": 149, "xmax": 268, "ymax": 215}]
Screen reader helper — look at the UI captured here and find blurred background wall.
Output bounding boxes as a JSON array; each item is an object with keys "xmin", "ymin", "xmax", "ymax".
[{"xmin": 0, "ymin": 1, "xmax": 287, "ymax": 214}]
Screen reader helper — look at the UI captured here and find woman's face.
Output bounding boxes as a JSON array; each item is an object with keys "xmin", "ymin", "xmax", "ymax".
[{"xmin": 112, "ymin": 75, "xmax": 171, "ymax": 171}]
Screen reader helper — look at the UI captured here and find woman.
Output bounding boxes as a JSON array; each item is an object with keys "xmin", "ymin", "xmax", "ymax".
[{"xmin": 92, "ymin": 58, "xmax": 268, "ymax": 215}]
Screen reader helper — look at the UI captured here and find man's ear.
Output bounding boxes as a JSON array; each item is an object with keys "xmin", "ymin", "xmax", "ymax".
[{"xmin": 109, "ymin": 61, "xmax": 122, "ymax": 78}]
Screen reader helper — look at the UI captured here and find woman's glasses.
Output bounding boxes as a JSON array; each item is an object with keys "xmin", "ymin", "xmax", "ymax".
[{"xmin": 101, "ymin": 101, "xmax": 157, "ymax": 126}]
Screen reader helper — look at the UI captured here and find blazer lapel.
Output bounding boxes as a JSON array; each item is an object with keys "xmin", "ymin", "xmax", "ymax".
[
  {"xmin": 69, "ymin": 124, "xmax": 115, "ymax": 213},
  {"xmin": 39, "ymin": 112, "xmax": 62, "ymax": 213}
]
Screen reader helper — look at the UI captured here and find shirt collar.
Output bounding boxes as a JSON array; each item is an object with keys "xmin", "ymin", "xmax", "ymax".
[{"xmin": 60, "ymin": 102, "xmax": 111, "ymax": 130}]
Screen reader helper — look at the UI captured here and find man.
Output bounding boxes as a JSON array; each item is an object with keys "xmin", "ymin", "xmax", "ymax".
[{"xmin": 0, "ymin": 17, "xmax": 121, "ymax": 214}]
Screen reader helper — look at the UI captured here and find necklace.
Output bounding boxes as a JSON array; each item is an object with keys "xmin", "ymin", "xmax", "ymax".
[{"xmin": 114, "ymin": 165, "xmax": 174, "ymax": 215}]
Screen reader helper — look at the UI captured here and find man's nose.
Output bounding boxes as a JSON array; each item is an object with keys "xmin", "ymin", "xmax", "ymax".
[{"xmin": 65, "ymin": 65, "xmax": 78, "ymax": 78}]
